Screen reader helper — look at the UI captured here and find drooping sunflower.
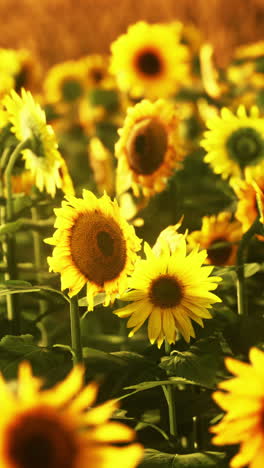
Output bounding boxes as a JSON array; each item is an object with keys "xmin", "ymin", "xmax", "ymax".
[
  {"xmin": 201, "ymin": 105, "xmax": 264, "ymax": 179},
  {"xmin": 211, "ymin": 347, "xmax": 264, "ymax": 468},
  {"xmin": 3, "ymin": 88, "xmax": 74, "ymax": 197},
  {"xmin": 152, "ymin": 217, "xmax": 187, "ymax": 257},
  {"xmin": 45, "ymin": 190, "xmax": 142, "ymax": 310},
  {"xmin": 114, "ymin": 238, "xmax": 221, "ymax": 348},
  {"xmin": 44, "ymin": 60, "xmax": 85, "ymax": 104},
  {"xmin": 110, "ymin": 21, "xmax": 189, "ymax": 99},
  {"xmin": 115, "ymin": 99, "xmax": 185, "ymax": 197},
  {"xmin": 0, "ymin": 361, "xmax": 143, "ymax": 468},
  {"xmin": 231, "ymin": 165, "xmax": 264, "ymax": 239},
  {"xmin": 187, "ymin": 212, "xmax": 243, "ymax": 266}
]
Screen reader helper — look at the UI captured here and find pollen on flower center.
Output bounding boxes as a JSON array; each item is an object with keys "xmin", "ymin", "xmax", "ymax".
[
  {"xmin": 149, "ymin": 274, "xmax": 183, "ymax": 308},
  {"xmin": 226, "ymin": 127, "xmax": 264, "ymax": 167},
  {"xmin": 136, "ymin": 49, "xmax": 162, "ymax": 76},
  {"xmin": 126, "ymin": 117, "xmax": 168, "ymax": 175},
  {"xmin": 5, "ymin": 407, "xmax": 78, "ymax": 468},
  {"xmin": 207, "ymin": 237, "xmax": 232, "ymax": 266},
  {"xmin": 70, "ymin": 211, "xmax": 127, "ymax": 286}
]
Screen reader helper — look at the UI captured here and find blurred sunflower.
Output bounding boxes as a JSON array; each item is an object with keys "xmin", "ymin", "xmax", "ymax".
[
  {"xmin": 115, "ymin": 99, "xmax": 184, "ymax": 197},
  {"xmin": 45, "ymin": 190, "xmax": 141, "ymax": 310},
  {"xmin": 4, "ymin": 88, "xmax": 73, "ymax": 197},
  {"xmin": 211, "ymin": 347, "xmax": 264, "ymax": 468},
  {"xmin": 0, "ymin": 361, "xmax": 142, "ymax": 468},
  {"xmin": 88, "ymin": 137, "xmax": 115, "ymax": 195},
  {"xmin": 79, "ymin": 54, "xmax": 114, "ymax": 90},
  {"xmin": 115, "ymin": 239, "xmax": 221, "ymax": 347},
  {"xmin": 231, "ymin": 165, "xmax": 264, "ymax": 239},
  {"xmin": 187, "ymin": 212, "xmax": 242, "ymax": 266},
  {"xmin": 110, "ymin": 21, "xmax": 189, "ymax": 99},
  {"xmin": 44, "ymin": 60, "xmax": 85, "ymax": 104},
  {"xmin": 11, "ymin": 170, "xmax": 35, "ymax": 195},
  {"xmin": 201, "ymin": 105, "xmax": 264, "ymax": 179}
]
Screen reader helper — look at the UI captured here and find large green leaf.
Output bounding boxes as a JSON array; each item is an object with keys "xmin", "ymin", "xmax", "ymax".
[
  {"xmin": 159, "ymin": 338, "xmax": 224, "ymax": 388},
  {"xmin": 139, "ymin": 449, "xmax": 228, "ymax": 468},
  {"xmin": 0, "ymin": 334, "xmax": 72, "ymax": 385}
]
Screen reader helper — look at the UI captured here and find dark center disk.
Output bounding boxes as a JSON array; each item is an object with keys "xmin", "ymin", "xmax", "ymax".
[
  {"xmin": 70, "ymin": 211, "xmax": 127, "ymax": 286},
  {"xmin": 150, "ymin": 275, "xmax": 182, "ymax": 308},
  {"xmin": 207, "ymin": 237, "xmax": 232, "ymax": 266},
  {"xmin": 6, "ymin": 408, "xmax": 77, "ymax": 468},
  {"xmin": 136, "ymin": 49, "xmax": 162, "ymax": 76},
  {"xmin": 126, "ymin": 118, "xmax": 168, "ymax": 175},
  {"xmin": 91, "ymin": 68, "xmax": 104, "ymax": 84},
  {"xmin": 61, "ymin": 79, "xmax": 83, "ymax": 101},
  {"xmin": 226, "ymin": 127, "xmax": 264, "ymax": 168}
]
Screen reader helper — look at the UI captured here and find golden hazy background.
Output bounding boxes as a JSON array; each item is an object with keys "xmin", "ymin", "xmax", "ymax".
[{"xmin": 1, "ymin": 0, "xmax": 264, "ymax": 69}]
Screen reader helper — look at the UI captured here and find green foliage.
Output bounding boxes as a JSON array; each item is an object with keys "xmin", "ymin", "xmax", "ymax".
[{"xmin": 139, "ymin": 450, "xmax": 228, "ymax": 468}]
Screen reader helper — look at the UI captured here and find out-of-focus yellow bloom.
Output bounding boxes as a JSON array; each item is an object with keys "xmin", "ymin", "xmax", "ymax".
[
  {"xmin": 110, "ymin": 21, "xmax": 189, "ymax": 99},
  {"xmin": 45, "ymin": 190, "xmax": 141, "ymax": 310},
  {"xmin": 78, "ymin": 54, "xmax": 115, "ymax": 90},
  {"xmin": 152, "ymin": 217, "xmax": 187, "ymax": 256},
  {"xmin": 0, "ymin": 362, "xmax": 143, "ymax": 468},
  {"xmin": 201, "ymin": 105, "xmax": 264, "ymax": 179},
  {"xmin": 115, "ymin": 238, "xmax": 221, "ymax": 347},
  {"xmin": 211, "ymin": 347, "xmax": 264, "ymax": 468},
  {"xmin": 188, "ymin": 212, "xmax": 242, "ymax": 266},
  {"xmin": 88, "ymin": 137, "xmax": 115, "ymax": 195},
  {"xmin": 44, "ymin": 60, "xmax": 85, "ymax": 104},
  {"xmin": 116, "ymin": 99, "xmax": 185, "ymax": 197}
]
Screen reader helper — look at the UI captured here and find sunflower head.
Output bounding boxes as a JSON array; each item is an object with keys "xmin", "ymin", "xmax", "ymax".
[
  {"xmin": 44, "ymin": 61, "xmax": 85, "ymax": 104},
  {"xmin": 3, "ymin": 89, "xmax": 74, "ymax": 197},
  {"xmin": 110, "ymin": 21, "xmax": 189, "ymax": 99},
  {"xmin": 79, "ymin": 54, "xmax": 114, "ymax": 90},
  {"xmin": 115, "ymin": 99, "xmax": 185, "ymax": 197},
  {"xmin": 115, "ymin": 238, "xmax": 221, "ymax": 348},
  {"xmin": 211, "ymin": 347, "xmax": 264, "ymax": 468},
  {"xmin": 201, "ymin": 105, "xmax": 264, "ymax": 179},
  {"xmin": 188, "ymin": 212, "xmax": 242, "ymax": 266},
  {"xmin": 0, "ymin": 362, "xmax": 143, "ymax": 468},
  {"xmin": 45, "ymin": 190, "xmax": 142, "ymax": 310},
  {"xmin": 231, "ymin": 164, "xmax": 264, "ymax": 239}
]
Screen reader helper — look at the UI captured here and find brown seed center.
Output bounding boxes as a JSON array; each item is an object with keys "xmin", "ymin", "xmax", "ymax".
[
  {"xmin": 207, "ymin": 237, "xmax": 232, "ymax": 266},
  {"xmin": 136, "ymin": 49, "xmax": 162, "ymax": 76},
  {"xmin": 70, "ymin": 211, "xmax": 127, "ymax": 286},
  {"xmin": 5, "ymin": 407, "xmax": 78, "ymax": 468},
  {"xmin": 149, "ymin": 274, "xmax": 182, "ymax": 308},
  {"xmin": 126, "ymin": 118, "xmax": 168, "ymax": 175}
]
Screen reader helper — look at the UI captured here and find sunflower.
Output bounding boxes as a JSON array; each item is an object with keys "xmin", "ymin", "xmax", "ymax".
[
  {"xmin": 3, "ymin": 88, "xmax": 73, "ymax": 197},
  {"xmin": 11, "ymin": 170, "xmax": 35, "ymax": 195},
  {"xmin": 110, "ymin": 21, "xmax": 189, "ymax": 99},
  {"xmin": 45, "ymin": 190, "xmax": 141, "ymax": 310},
  {"xmin": 231, "ymin": 165, "xmax": 264, "ymax": 239},
  {"xmin": 115, "ymin": 99, "xmax": 185, "ymax": 197},
  {"xmin": 88, "ymin": 137, "xmax": 115, "ymax": 196},
  {"xmin": 187, "ymin": 212, "xmax": 242, "ymax": 266},
  {"xmin": 201, "ymin": 105, "xmax": 264, "ymax": 179},
  {"xmin": 44, "ymin": 60, "xmax": 85, "ymax": 104},
  {"xmin": 114, "ymin": 238, "xmax": 221, "ymax": 348},
  {"xmin": 152, "ymin": 217, "xmax": 187, "ymax": 257},
  {"xmin": 78, "ymin": 54, "xmax": 114, "ymax": 90},
  {"xmin": 211, "ymin": 347, "xmax": 264, "ymax": 468},
  {"xmin": 0, "ymin": 361, "xmax": 143, "ymax": 468}
]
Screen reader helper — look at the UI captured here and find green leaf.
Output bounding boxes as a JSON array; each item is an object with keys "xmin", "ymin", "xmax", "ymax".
[
  {"xmin": 159, "ymin": 338, "xmax": 224, "ymax": 388},
  {"xmin": 0, "ymin": 282, "xmax": 69, "ymax": 302},
  {"xmin": 0, "ymin": 219, "xmax": 24, "ymax": 236},
  {"xmin": 139, "ymin": 449, "xmax": 228, "ymax": 468},
  {"xmin": 244, "ymin": 262, "xmax": 261, "ymax": 278},
  {"xmin": 0, "ymin": 334, "xmax": 72, "ymax": 385}
]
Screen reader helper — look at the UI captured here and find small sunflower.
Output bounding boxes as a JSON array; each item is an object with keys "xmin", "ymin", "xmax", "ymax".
[
  {"xmin": 201, "ymin": 105, "xmax": 264, "ymax": 179},
  {"xmin": 211, "ymin": 347, "xmax": 264, "ymax": 468},
  {"xmin": 44, "ymin": 60, "xmax": 85, "ymax": 104},
  {"xmin": 88, "ymin": 137, "xmax": 115, "ymax": 196},
  {"xmin": 3, "ymin": 88, "xmax": 74, "ymax": 197},
  {"xmin": 79, "ymin": 54, "xmax": 114, "ymax": 89},
  {"xmin": 187, "ymin": 212, "xmax": 242, "ymax": 266},
  {"xmin": 115, "ymin": 99, "xmax": 184, "ymax": 197},
  {"xmin": 114, "ymin": 239, "xmax": 221, "ymax": 348},
  {"xmin": 45, "ymin": 190, "xmax": 142, "ymax": 310},
  {"xmin": 0, "ymin": 361, "xmax": 143, "ymax": 468},
  {"xmin": 231, "ymin": 165, "xmax": 264, "ymax": 239},
  {"xmin": 110, "ymin": 21, "xmax": 189, "ymax": 99}
]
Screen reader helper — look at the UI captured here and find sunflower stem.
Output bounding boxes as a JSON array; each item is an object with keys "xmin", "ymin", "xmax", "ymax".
[
  {"xmin": 236, "ymin": 216, "xmax": 261, "ymax": 315},
  {"xmin": 164, "ymin": 341, "xmax": 178, "ymax": 440},
  {"xmin": 70, "ymin": 296, "xmax": 83, "ymax": 365}
]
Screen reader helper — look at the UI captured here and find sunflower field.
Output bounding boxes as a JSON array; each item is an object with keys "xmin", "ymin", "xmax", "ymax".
[{"xmin": 1, "ymin": 17, "xmax": 264, "ymax": 468}]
